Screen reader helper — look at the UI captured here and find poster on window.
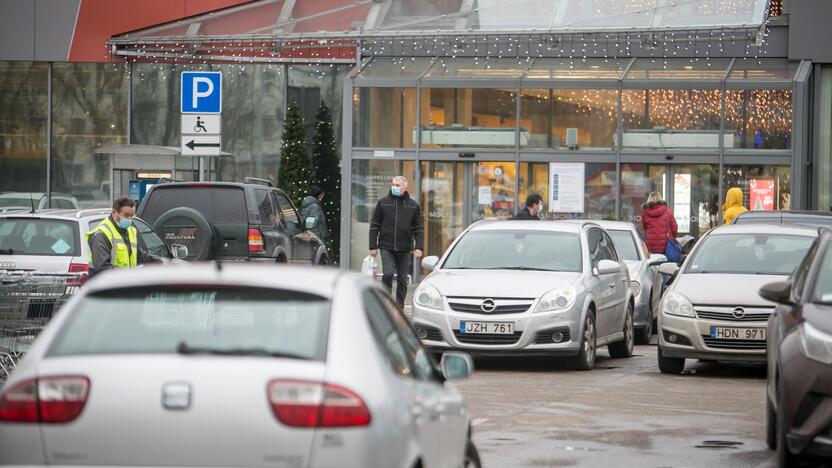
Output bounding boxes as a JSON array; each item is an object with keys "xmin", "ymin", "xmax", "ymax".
[
  {"xmin": 549, "ymin": 163, "xmax": 585, "ymax": 213},
  {"xmin": 674, "ymin": 173, "xmax": 691, "ymax": 233},
  {"xmin": 749, "ymin": 179, "xmax": 776, "ymax": 211}
]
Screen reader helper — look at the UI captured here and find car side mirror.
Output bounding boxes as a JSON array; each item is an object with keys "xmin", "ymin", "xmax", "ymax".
[
  {"xmin": 421, "ymin": 255, "xmax": 439, "ymax": 272},
  {"xmin": 647, "ymin": 254, "xmax": 667, "ymax": 266},
  {"xmin": 595, "ymin": 259, "xmax": 620, "ymax": 276},
  {"xmin": 759, "ymin": 280, "xmax": 793, "ymax": 305},
  {"xmin": 171, "ymin": 244, "xmax": 189, "ymax": 259},
  {"xmin": 657, "ymin": 262, "xmax": 680, "ymax": 276},
  {"xmin": 304, "ymin": 216, "xmax": 318, "ymax": 230},
  {"xmin": 440, "ymin": 352, "xmax": 474, "ymax": 380}
]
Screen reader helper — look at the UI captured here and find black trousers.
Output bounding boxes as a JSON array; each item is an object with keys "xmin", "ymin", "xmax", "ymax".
[{"xmin": 380, "ymin": 249, "xmax": 411, "ymax": 310}]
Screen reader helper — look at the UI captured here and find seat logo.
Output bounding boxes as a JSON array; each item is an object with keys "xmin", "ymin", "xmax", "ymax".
[
  {"xmin": 481, "ymin": 299, "xmax": 497, "ymax": 313},
  {"xmin": 732, "ymin": 307, "xmax": 746, "ymax": 319}
]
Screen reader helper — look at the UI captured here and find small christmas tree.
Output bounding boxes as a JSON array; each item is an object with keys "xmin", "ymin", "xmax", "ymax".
[
  {"xmin": 311, "ymin": 101, "xmax": 341, "ymax": 264},
  {"xmin": 278, "ymin": 99, "xmax": 311, "ymax": 207}
]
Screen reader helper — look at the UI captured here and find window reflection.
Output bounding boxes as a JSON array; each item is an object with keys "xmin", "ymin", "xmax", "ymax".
[
  {"xmin": 353, "ymin": 87, "xmax": 417, "ymax": 148},
  {"xmin": 622, "ymin": 89, "xmax": 723, "ymax": 150},
  {"xmin": 725, "ymin": 90, "xmax": 792, "ymax": 149},
  {"xmin": 521, "ymin": 89, "xmax": 617, "ymax": 149},
  {"xmin": 421, "ymin": 88, "xmax": 517, "ymax": 148}
]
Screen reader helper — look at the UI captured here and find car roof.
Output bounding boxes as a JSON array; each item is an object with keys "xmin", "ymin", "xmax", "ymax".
[
  {"xmin": 470, "ymin": 220, "xmax": 587, "ymax": 233},
  {"xmin": 0, "ymin": 208, "xmax": 111, "ymax": 221},
  {"xmin": 82, "ymin": 263, "xmax": 345, "ymax": 299},
  {"xmin": 150, "ymin": 181, "xmax": 287, "ymax": 195},
  {"xmin": 707, "ymin": 223, "xmax": 820, "ymax": 237},
  {"xmin": 586, "ymin": 220, "xmax": 637, "ymax": 231},
  {"xmin": 738, "ymin": 210, "xmax": 832, "ymax": 218}
]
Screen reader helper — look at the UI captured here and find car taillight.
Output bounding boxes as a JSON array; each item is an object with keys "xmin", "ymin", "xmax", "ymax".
[
  {"xmin": 0, "ymin": 376, "xmax": 89, "ymax": 424},
  {"xmin": 68, "ymin": 263, "xmax": 89, "ymax": 285},
  {"xmin": 248, "ymin": 228, "xmax": 265, "ymax": 254},
  {"xmin": 267, "ymin": 380, "xmax": 371, "ymax": 428}
]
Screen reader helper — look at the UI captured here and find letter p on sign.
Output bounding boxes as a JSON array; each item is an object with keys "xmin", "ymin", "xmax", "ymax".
[{"xmin": 181, "ymin": 72, "xmax": 222, "ymax": 114}]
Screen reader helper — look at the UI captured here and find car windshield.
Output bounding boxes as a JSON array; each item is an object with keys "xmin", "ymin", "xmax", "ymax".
[
  {"xmin": 0, "ymin": 218, "xmax": 78, "ymax": 256},
  {"xmin": 608, "ymin": 230, "xmax": 639, "ymax": 261},
  {"xmin": 442, "ymin": 230, "xmax": 582, "ymax": 272},
  {"xmin": 49, "ymin": 287, "xmax": 330, "ymax": 360},
  {"xmin": 813, "ymin": 247, "xmax": 832, "ymax": 304},
  {"xmin": 686, "ymin": 233, "xmax": 815, "ymax": 275}
]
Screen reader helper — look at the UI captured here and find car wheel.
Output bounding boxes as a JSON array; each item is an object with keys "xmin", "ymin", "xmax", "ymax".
[
  {"xmin": 776, "ymin": 382, "xmax": 801, "ymax": 467},
  {"xmin": 464, "ymin": 439, "xmax": 481, "ymax": 468},
  {"xmin": 568, "ymin": 312, "xmax": 596, "ymax": 371},
  {"xmin": 766, "ymin": 390, "xmax": 777, "ymax": 450},
  {"xmin": 657, "ymin": 345, "xmax": 685, "ymax": 374},
  {"xmin": 152, "ymin": 207, "xmax": 216, "ymax": 261},
  {"xmin": 609, "ymin": 303, "xmax": 635, "ymax": 358}
]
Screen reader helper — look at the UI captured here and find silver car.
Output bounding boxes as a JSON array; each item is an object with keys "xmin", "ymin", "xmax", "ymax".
[
  {"xmin": 0, "ymin": 264, "xmax": 479, "ymax": 468},
  {"xmin": 415, "ymin": 220, "xmax": 635, "ymax": 371},
  {"xmin": 592, "ymin": 221, "xmax": 667, "ymax": 344},
  {"xmin": 657, "ymin": 224, "xmax": 819, "ymax": 374}
]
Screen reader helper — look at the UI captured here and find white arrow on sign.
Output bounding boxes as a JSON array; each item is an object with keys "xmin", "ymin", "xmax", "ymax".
[
  {"xmin": 181, "ymin": 135, "xmax": 221, "ymax": 156},
  {"xmin": 181, "ymin": 114, "xmax": 221, "ymax": 135}
]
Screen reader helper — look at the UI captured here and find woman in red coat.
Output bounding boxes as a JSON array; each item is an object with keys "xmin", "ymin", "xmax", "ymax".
[{"xmin": 641, "ymin": 192, "xmax": 678, "ymax": 255}]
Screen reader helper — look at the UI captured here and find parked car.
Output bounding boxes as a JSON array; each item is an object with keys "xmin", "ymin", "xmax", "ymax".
[
  {"xmin": 0, "ymin": 264, "xmax": 479, "ymax": 468},
  {"xmin": 0, "ymin": 209, "xmax": 185, "ymax": 282},
  {"xmin": 733, "ymin": 210, "xmax": 832, "ymax": 228},
  {"xmin": 760, "ymin": 228, "xmax": 832, "ymax": 467},
  {"xmin": 593, "ymin": 221, "xmax": 667, "ymax": 344},
  {"xmin": 414, "ymin": 220, "xmax": 635, "ymax": 371},
  {"xmin": 656, "ymin": 224, "xmax": 819, "ymax": 374},
  {"xmin": 137, "ymin": 178, "xmax": 327, "ymax": 264},
  {"xmin": 0, "ymin": 192, "xmax": 79, "ymax": 210}
]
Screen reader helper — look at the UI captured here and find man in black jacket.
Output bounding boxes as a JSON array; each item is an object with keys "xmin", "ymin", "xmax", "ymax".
[
  {"xmin": 369, "ymin": 176, "xmax": 424, "ymax": 309},
  {"xmin": 513, "ymin": 194, "xmax": 544, "ymax": 220}
]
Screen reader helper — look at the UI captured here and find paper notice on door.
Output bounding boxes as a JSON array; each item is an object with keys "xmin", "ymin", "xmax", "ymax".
[
  {"xmin": 549, "ymin": 163, "xmax": 585, "ymax": 213},
  {"xmin": 478, "ymin": 186, "xmax": 492, "ymax": 205}
]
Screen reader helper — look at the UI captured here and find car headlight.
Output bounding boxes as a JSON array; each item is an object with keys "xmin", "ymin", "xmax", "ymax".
[
  {"xmin": 799, "ymin": 322, "xmax": 832, "ymax": 365},
  {"xmin": 534, "ymin": 287, "xmax": 576, "ymax": 313},
  {"xmin": 661, "ymin": 291, "xmax": 694, "ymax": 318},
  {"xmin": 414, "ymin": 283, "xmax": 444, "ymax": 311},
  {"xmin": 630, "ymin": 281, "xmax": 642, "ymax": 298}
]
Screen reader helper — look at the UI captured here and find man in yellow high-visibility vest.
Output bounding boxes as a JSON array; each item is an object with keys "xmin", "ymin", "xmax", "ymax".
[{"xmin": 87, "ymin": 197, "xmax": 161, "ymax": 276}]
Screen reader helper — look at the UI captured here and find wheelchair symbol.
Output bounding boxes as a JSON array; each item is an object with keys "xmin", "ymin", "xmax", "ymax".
[{"xmin": 194, "ymin": 116, "xmax": 208, "ymax": 133}]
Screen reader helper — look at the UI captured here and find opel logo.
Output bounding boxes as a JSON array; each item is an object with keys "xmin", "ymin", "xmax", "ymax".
[
  {"xmin": 481, "ymin": 299, "xmax": 497, "ymax": 313},
  {"xmin": 0, "ymin": 261, "xmax": 15, "ymax": 269},
  {"xmin": 732, "ymin": 307, "xmax": 746, "ymax": 319}
]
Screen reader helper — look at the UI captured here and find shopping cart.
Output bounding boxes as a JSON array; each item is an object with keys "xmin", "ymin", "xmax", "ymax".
[{"xmin": 0, "ymin": 272, "xmax": 81, "ymax": 385}]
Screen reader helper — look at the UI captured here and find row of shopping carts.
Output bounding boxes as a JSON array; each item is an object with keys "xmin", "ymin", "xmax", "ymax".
[{"xmin": 0, "ymin": 271, "xmax": 81, "ymax": 385}]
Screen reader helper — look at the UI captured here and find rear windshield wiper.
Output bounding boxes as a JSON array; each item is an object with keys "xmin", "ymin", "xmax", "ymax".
[
  {"xmin": 0, "ymin": 248, "xmax": 14, "ymax": 255},
  {"xmin": 176, "ymin": 341, "xmax": 311, "ymax": 360}
]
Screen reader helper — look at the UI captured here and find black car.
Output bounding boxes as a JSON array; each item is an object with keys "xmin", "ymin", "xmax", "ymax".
[
  {"xmin": 760, "ymin": 227, "xmax": 832, "ymax": 467},
  {"xmin": 137, "ymin": 178, "xmax": 327, "ymax": 264},
  {"xmin": 733, "ymin": 210, "xmax": 832, "ymax": 228}
]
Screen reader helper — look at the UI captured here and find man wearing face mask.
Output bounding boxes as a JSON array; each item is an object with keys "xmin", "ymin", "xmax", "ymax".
[
  {"xmin": 87, "ymin": 197, "xmax": 162, "ymax": 277},
  {"xmin": 513, "ymin": 194, "xmax": 544, "ymax": 220},
  {"xmin": 369, "ymin": 176, "xmax": 425, "ymax": 309}
]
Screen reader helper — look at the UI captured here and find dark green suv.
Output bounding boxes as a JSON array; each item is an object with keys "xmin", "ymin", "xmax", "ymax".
[{"xmin": 137, "ymin": 179, "xmax": 327, "ymax": 264}]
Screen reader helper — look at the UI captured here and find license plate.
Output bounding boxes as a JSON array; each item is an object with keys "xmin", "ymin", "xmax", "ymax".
[
  {"xmin": 710, "ymin": 326, "xmax": 766, "ymax": 340},
  {"xmin": 459, "ymin": 321, "xmax": 514, "ymax": 335}
]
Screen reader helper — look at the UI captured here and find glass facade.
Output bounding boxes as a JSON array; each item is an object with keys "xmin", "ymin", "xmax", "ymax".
[
  {"xmin": 353, "ymin": 88, "xmax": 418, "ymax": 148},
  {"xmin": 521, "ymin": 89, "xmax": 617, "ymax": 149},
  {"xmin": 420, "ymin": 88, "xmax": 518, "ymax": 148},
  {"xmin": 725, "ymin": 90, "xmax": 792, "ymax": 149},
  {"xmin": 621, "ymin": 89, "xmax": 723, "ymax": 150}
]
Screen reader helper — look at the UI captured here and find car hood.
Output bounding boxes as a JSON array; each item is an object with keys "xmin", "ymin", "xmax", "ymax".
[
  {"xmin": 673, "ymin": 273, "xmax": 785, "ymax": 306},
  {"xmin": 803, "ymin": 303, "xmax": 832, "ymax": 336},
  {"xmin": 426, "ymin": 269, "xmax": 581, "ymax": 298}
]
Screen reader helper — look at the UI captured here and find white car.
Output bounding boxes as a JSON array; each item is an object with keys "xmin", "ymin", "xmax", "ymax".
[
  {"xmin": 0, "ymin": 192, "xmax": 79, "ymax": 210},
  {"xmin": 0, "ymin": 264, "xmax": 480, "ymax": 468},
  {"xmin": 592, "ymin": 221, "xmax": 666, "ymax": 344},
  {"xmin": 0, "ymin": 209, "xmax": 185, "ymax": 281},
  {"xmin": 414, "ymin": 220, "xmax": 635, "ymax": 370}
]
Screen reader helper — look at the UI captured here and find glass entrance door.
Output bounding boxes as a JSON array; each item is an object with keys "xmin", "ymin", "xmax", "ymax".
[
  {"xmin": 420, "ymin": 161, "xmax": 465, "ymax": 260},
  {"xmin": 471, "ymin": 162, "xmax": 517, "ymax": 221}
]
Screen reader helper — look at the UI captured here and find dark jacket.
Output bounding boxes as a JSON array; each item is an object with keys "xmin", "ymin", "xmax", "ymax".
[
  {"xmin": 88, "ymin": 215, "xmax": 160, "ymax": 274},
  {"xmin": 642, "ymin": 201, "xmax": 677, "ymax": 254},
  {"xmin": 299, "ymin": 195, "xmax": 327, "ymax": 242},
  {"xmin": 513, "ymin": 207, "xmax": 540, "ymax": 220},
  {"xmin": 369, "ymin": 191, "xmax": 424, "ymax": 252}
]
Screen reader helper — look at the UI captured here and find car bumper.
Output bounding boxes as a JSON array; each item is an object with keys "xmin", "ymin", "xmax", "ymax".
[
  {"xmin": 411, "ymin": 304, "xmax": 583, "ymax": 357},
  {"xmin": 633, "ymin": 293, "xmax": 651, "ymax": 329},
  {"xmin": 658, "ymin": 313, "xmax": 767, "ymax": 362},
  {"xmin": 780, "ymin": 345, "xmax": 832, "ymax": 456}
]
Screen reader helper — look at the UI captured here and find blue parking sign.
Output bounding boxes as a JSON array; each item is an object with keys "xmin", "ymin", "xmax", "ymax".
[{"xmin": 181, "ymin": 71, "xmax": 222, "ymax": 114}]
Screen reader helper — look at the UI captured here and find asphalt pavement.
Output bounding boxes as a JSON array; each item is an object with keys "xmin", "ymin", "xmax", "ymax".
[{"xmin": 454, "ymin": 341, "xmax": 827, "ymax": 468}]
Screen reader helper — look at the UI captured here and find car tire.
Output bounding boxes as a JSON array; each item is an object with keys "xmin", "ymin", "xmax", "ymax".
[
  {"xmin": 464, "ymin": 439, "xmax": 481, "ymax": 468},
  {"xmin": 568, "ymin": 312, "xmax": 596, "ymax": 371},
  {"xmin": 152, "ymin": 207, "xmax": 216, "ymax": 261},
  {"xmin": 766, "ymin": 391, "xmax": 777, "ymax": 450},
  {"xmin": 609, "ymin": 303, "xmax": 635, "ymax": 358},
  {"xmin": 657, "ymin": 346, "xmax": 685, "ymax": 374},
  {"xmin": 776, "ymin": 381, "xmax": 801, "ymax": 467}
]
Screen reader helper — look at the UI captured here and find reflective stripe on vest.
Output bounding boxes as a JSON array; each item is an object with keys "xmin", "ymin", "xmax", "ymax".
[{"xmin": 86, "ymin": 218, "xmax": 138, "ymax": 268}]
